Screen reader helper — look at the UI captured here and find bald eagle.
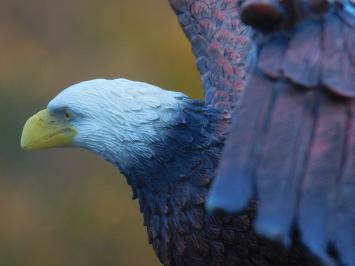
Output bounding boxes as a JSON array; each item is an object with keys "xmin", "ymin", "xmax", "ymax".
[
  {"xmin": 21, "ymin": 77, "xmax": 321, "ymax": 265},
  {"xmin": 20, "ymin": 0, "xmax": 353, "ymax": 265},
  {"xmin": 20, "ymin": 0, "xmax": 320, "ymax": 265}
]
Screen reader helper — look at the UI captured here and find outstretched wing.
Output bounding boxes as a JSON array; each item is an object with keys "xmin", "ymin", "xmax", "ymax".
[
  {"xmin": 208, "ymin": 1, "xmax": 355, "ymax": 266},
  {"xmin": 169, "ymin": 0, "xmax": 252, "ymax": 111}
]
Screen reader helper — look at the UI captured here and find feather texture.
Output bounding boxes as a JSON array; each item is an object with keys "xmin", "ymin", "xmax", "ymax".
[
  {"xmin": 209, "ymin": 2, "xmax": 355, "ymax": 265},
  {"xmin": 118, "ymin": 98, "xmax": 319, "ymax": 266},
  {"xmin": 169, "ymin": 0, "xmax": 252, "ymax": 111}
]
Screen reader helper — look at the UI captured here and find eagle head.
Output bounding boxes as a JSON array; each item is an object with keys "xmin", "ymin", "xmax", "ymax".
[{"xmin": 21, "ymin": 78, "xmax": 187, "ymax": 168}]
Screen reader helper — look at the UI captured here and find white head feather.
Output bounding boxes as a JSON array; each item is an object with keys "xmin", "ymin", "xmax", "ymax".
[{"xmin": 48, "ymin": 78, "xmax": 187, "ymax": 166}]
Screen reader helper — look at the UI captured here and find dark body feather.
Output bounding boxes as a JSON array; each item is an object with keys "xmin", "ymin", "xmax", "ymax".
[
  {"xmin": 208, "ymin": 1, "xmax": 355, "ymax": 265},
  {"xmin": 116, "ymin": 98, "xmax": 319, "ymax": 266}
]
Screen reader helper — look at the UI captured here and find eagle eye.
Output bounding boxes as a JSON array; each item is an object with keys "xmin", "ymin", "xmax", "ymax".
[{"xmin": 64, "ymin": 110, "xmax": 72, "ymax": 120}]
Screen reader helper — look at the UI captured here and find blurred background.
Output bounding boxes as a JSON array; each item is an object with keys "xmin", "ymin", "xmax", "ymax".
[{"xmin": 0, "ymin": 0, "xmax": 202, "ymax": 265}]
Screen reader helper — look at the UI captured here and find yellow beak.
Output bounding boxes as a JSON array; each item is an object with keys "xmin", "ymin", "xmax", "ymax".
[{"xmin": 21, "ymin": 109, "xmax": 77, "ymax": 150}]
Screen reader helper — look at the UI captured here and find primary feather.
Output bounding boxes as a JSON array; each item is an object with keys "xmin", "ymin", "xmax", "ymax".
[{"xmin": 208, "ymin": 1, "xmax": 355, "ymax": 265}]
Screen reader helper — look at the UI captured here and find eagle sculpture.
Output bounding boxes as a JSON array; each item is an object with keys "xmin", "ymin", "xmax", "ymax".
[
  {"xmin": 208, "ymin": 1, "xmax": 355, "ymax": 266},
  {"xmin": 20, "ymin": 0, "xmax": 353, "ymax": 265}
]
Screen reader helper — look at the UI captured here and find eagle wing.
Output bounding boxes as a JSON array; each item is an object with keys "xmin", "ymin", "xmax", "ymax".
[
  {"xmin": 208, "ymin": 1, "xmax": 355, "ymax": 265},
  {"xmin": 169, "ymin": 0, "xmax": 252, "ymax": 111}
]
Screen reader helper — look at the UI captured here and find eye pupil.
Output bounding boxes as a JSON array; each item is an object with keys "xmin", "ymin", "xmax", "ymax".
[{"xmin": 65, "ymin": 111, "xmax": 71, "ymax": 120}]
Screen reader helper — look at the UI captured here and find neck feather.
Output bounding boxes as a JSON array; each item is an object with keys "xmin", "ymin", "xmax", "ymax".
[
  {"xmin": 115, "ymin": 99, "xmax": 229, "ymax": 217},
  {"xmin": 117, "ymin": 100, "xmax": 229, "ymax": 264}
]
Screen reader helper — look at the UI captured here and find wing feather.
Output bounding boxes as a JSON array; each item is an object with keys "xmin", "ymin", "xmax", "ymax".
[
  {"xmin": 208, "ymin": 2, "xmax": 355, "ymax": 265},
  {"xmin": 254, "ymin": 82, "xmax": 316, "ymax": 246},
  {"xmin": 298, "ymin": 94, "xmax": 348, "ymax": 262},
  {"xmin": 207, "ymin": 70, "xmax": 276, "ymax": 212},
  {"xmin": 169, "ymin": 0, "xmax": 252, "ymax": 111},
  {"xmin": 322, "ymin": 7, "xmax": 355, "ymax": 97},
  {"xmin": 333, "ymin": 102, "xmax": 355, "ymax": 266}
]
